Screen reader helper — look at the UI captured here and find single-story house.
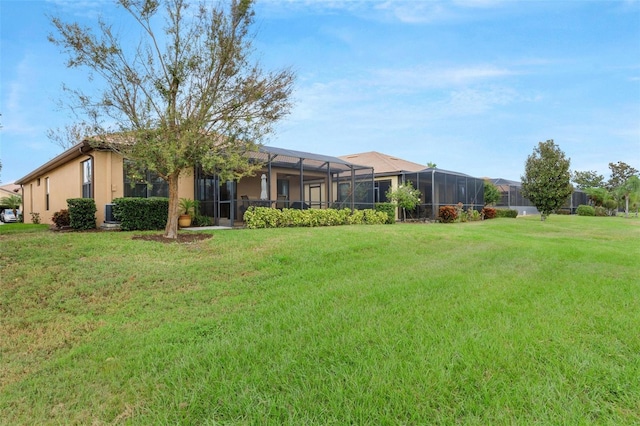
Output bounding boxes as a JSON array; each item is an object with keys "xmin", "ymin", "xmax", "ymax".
[
  {"xmin": 15, "ymin": 141, "xmax": 374, "ymax": 227},
  {"xmin": 490, "ymin": 178, "xmax": 587, "ymax": 215},
  {"xmin": 340, "ymin": 152, "xmax": 485, "ymax": 220},
  {"xmin": 339, "ymin": 152, "xmax": 426, "ymax": 205}
]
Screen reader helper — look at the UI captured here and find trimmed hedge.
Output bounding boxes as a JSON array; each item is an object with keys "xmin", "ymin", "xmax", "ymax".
[
  {"xmin": 496, "ymin": 209, "xmax": 518, "ymax": 218},
  {"xmin": 67, "ymin": 198, "xmax": 97, "ymax": 230},
  {"xmin": 243, "ymin": 207, "xmax": 389, "ymax": 229},
  {"xmin": 112, "ymin": 197, "xmax": 169, "ymax": 231},
  {"xmin": 576, "ymin": 205, "xmax": 595, "ymax": 216},
  {"xmin": 375, "ymin": 203, "xmax": 396, "ymax": 224}
]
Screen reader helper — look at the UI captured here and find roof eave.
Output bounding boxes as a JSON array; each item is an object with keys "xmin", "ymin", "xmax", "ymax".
[{"xmin": 15, "ymin": 141, "xmax": 92, "ymax": 185}]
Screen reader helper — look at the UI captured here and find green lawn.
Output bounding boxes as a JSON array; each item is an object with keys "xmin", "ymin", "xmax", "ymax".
[{"xmin": 1, "ymin": 215, "xmax": 639, "ymax": 424}]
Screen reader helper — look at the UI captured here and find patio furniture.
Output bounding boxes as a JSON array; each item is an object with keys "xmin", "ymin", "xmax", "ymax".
[{"xmin": 276, "ymin": 194, "xmax": 287, "ymax": 209}]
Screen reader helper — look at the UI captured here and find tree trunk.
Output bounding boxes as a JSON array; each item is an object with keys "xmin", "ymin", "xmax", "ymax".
[
  {"xmin": 625, "ymin": 197, "xmax": 629, "ymax": 218},
  {"xmin": 164, "ymin": 172, "xmax": 181, "ymax": 239}
]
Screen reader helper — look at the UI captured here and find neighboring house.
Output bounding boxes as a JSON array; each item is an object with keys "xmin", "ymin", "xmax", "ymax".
[
  {"xmin": 490, "ymin": 178, "xmax": 539, "ymax": 216},
  {"xmin": 15, "ymin": 140, "xmax": 374, "ymax": 227},
  {"xmin": 0, "ymin": 183, "xmax": 21, "ymax": 202},
  {"xmin": 490, "ymin": 178, "xmax": 587, "ymax": 215},
  {"xmin": 339, "ymin": 152, "xmax": 425, "ymax": 204},
  {"xmin": 0, "ymin": 183, "xmax": 22, "ymax": 215},
  {"xmin": 340, "ymin": 152, "xmax": 485, "ymax": 220},
  {"xmin": 0, "ymin": 183, "xmax": 21, "ymax": 198}
]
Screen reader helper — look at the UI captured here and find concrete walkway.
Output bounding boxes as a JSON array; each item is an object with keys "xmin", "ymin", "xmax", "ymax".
[{"xmin": 182, "ymin": 226, "xmax": 233, "ymax": 231}]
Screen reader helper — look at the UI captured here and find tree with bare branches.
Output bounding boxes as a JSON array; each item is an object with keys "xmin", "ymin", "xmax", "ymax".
[{"xmin": 49, "ymin": 0, "xmax": 294, "ymax": 238}]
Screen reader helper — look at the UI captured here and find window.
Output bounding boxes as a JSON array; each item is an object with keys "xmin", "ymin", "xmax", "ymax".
[
  {"xmin": 338, "ymin": 182, "xmax": 350, "ymax": 202},
  {"xmin": 45, "ymin": 177, "xmax": 50, "ymax": 211},
  {"xmin": 374, "ymin": 179, "xmax": 392, "ymax": 203},
  {"xmin": 123, "ymin": 160, "xmax": 169, "ymax": 198},
  {"xmin": 82, "ymin": 159, "xmax": 92, "ymax": 198}
]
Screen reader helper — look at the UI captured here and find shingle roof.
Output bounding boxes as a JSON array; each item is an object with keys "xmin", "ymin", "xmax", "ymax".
[{"xmin": 338, "ymin": 151, "xmax": 425, "ymax": 174}]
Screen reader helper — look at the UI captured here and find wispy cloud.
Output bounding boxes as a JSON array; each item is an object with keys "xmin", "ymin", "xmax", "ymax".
[
  {"xmin": 3, "ymin": 55, "xmax": 41, "ymax": 137},
  {"xmin": 371, "ymin": 64, "xmax": 516, "ymax": 91},
  {"xmin": 375, "ymin": 1, "xmax": 454, "ymax": 24},
  {"xmin": 441, "ymin": 86, "xmax": 519, "ymax": 115},
  {"xmin": 44, "ymin": 0, "xmax": 112, "ymax": 19}
]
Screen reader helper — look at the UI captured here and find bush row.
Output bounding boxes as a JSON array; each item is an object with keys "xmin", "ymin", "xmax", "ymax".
[
  {"xmin": 576, "ymin": 205, "xmax": 613, "ymax": 217},
  {"xmin": 67, "ymin": 198, "xmax": 97, "ymax": 230},
  {"xmin": 243, "ymin": 207, "xmax": 389, "ymax": 229},
  {"xmin": 437, "ymin": 206, "xmax": 518, "ymax": 223},
  {"xmin": 496, "ymin": 209, "xmax": 518, "ymax": 218},
  {"xmin": 112, "ymin": 197, "xmax": 169, "ymax": 231}
]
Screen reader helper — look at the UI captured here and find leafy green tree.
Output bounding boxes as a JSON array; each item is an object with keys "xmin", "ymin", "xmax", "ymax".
[
  {"xmin": 49, "ymin": 0, "xmax": 294, "ymax": 239},
  {"xmin": 572, "ymin": 170, "xmax": 604, "ymax": 190},
  {"xmin": 386, "ymin": 181, "xmax": 421, "ymax": 222},
  {"xmin": 616, "ymin": 175, "xmax": 640, "ymax": 218},
  {"xmin": 607, "ymin": 161, "xmax": 638, "ymax": 191},
  {"xmin": 483, "ymin": 180, "xmax": 501, "ymax": 206},
  {"xmin": 521, "ymin": 140, "xmax": 573, "ymax": 221}
]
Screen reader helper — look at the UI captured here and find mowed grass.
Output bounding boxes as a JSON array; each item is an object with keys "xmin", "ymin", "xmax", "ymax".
[{"xmin": 1, "ymin": 215, "xmax": 639, "ymax": 425}]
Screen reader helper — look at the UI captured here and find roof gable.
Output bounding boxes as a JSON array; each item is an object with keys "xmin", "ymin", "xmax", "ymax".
[{"xmin": 339, "ymin": 151, "xmax": 425, "ymax": 174}]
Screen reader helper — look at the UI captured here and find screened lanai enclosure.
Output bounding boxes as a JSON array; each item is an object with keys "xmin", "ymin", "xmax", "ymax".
[
  {"xmin": 398, "ymin": 168, "xmax": 485, "ymax": 221},
  {"xmin": 195, "ymin": 146, "xmax": 375, "ymax": 226},
  {"xmin": 491, "ymin": 178, "xmax": 588, "ymax": 215}
]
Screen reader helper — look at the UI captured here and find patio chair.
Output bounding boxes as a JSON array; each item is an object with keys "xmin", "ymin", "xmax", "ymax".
[
  {"xmin": 239, "ymin": 195, "xmax": 250, "ymax": 218},
  {"xmin": 276, "ymin": 194, "xmax": 287, "ymax": 209}
]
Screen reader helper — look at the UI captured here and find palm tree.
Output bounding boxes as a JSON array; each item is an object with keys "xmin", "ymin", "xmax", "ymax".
[
  {"xmin": 1, "ymin": 194, "xmax": 22, "ymax": 218},
  {"xmin": 616, "ymin": 176, "xmax": 640, "ymax": 218}
]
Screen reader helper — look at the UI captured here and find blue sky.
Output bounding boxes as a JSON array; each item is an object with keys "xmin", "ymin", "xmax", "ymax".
[{"xmin": 1, "ymin": 0, "xmax": 639, "ymax": 184}]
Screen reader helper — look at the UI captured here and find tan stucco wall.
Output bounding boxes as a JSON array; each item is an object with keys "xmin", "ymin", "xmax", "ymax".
[
  {"xmin": 21, "ymin": 152, "xmax": 96, "ymax": 225},
  {"xmin": 20, "ymin": 150, "xmax": 194, "ymax": 226}
]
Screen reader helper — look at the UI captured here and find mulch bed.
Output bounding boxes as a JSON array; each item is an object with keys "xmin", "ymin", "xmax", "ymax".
[
  {"xmin": 50, "ymin": 225, "xmax": 213, "ymax": 244},
  {"xmin": 132, "ymin": 233, "xmax": 213, "ymax": 243}
]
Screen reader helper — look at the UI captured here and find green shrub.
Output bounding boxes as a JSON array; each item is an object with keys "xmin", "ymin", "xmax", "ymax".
[
  {"xmin": 439, "ymin": 205, "xmax": 458, "ymax": 223},
  {"xmin": 595, "ymin": 206, "xmax": 607, "ymax": 217},
  {"xmin": 576, "ymin": 205, "xmax": 595, "ymax": 216},
  {"xmin": 244, "ymin": 207, "xmax": 388, "ymax": 229},
  {"xmin": 456, "ymin": 203, "xmax": 467, "ymax": 223},
  {"xmin": 30, "ymin": 212, "xmax": 41, "ymax": 224},
  {"xmin": 496, "ymin": 209, "xmax": 518, "ymax": 218},
  {"xmin": 192, "ymin": 214, "xmax": 213, "ymax": 227},
  {"xmin": 67, "ymin": 198, "xmax": 97, "ymax": 230},
  {"xmin": 375, "ymin": 203, "xmax": 396, "ymax": 224},
  {"xmin": 52, "ymin": 209, "xmax": 70, "ymax": 228},
  {"xmin": 466, "ymin": 208, "xmax": 482, "ymax": 221},
  {"xmin": 112, "ymin": 197, "xmax": 168, "ymax": 231}
]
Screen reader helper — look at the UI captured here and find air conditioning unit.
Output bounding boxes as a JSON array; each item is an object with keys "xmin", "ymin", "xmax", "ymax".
[{"xmin": 105, "ymin": 204, "xmax": 117, "ymax": 223}]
